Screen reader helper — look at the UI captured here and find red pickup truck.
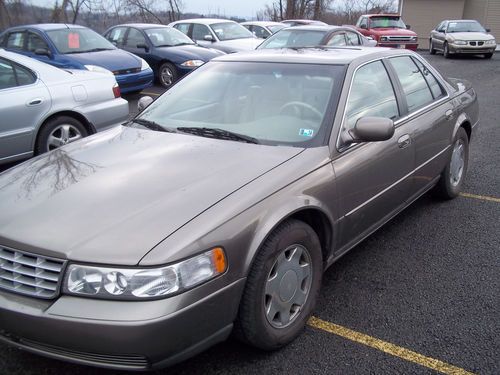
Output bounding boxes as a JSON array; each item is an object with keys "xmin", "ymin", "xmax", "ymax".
[{"xmin": 351, "ymin": 14, "xmax": 418, "ymax": 50}]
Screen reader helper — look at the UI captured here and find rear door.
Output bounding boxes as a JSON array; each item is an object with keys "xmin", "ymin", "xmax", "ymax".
[
  {"xmin": 332, "ymin": 59, "xmax": 415, "ymax": 252},
  {"xmin": 0, "ymin": 57, "xmax": 51, "ymax": 162}
]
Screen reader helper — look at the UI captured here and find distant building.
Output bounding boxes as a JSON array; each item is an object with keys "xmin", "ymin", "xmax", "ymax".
[{"xmin": 399, "ymin": 0, "xmax": 500, "ymax": 49}]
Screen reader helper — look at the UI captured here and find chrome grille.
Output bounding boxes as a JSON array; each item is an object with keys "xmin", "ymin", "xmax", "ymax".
[
  {"xmin": 0, "ymin": 247, "xmax": 65, "ymax": 299},
  {"xmin": 385, "ymin": 36, "xmax": 414, "ymax": 42},
  {"xmin": 469, "ymin": 41, "xmax": 484, "ymax": 46}
]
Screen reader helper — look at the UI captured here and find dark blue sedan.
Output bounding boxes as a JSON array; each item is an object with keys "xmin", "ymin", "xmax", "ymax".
[
  {"xmin": 104, "ymin": 24, "xmax": 224, "ymax": 88},
  {"xmin": 0, "ymin": 24, "xmax": 154, "ymax": 93}
]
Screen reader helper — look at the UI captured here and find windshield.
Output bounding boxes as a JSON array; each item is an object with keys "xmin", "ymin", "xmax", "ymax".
[
  {"xmin": 145, "ymin": 27, "xmax": 195, "ymax": 47},
  {"xmin": 136, "ymin": 61, "xmax": 344, "ymax": 146},
  {"xmin": 370, "ymin": 16, "xmax": 406, "ymax": 29},
  {"xmin": 47, "ymin": 28, "xmax": 116, "ymax": 54},
  {"xmin": 447, "ymin": 21, "xmax": 486, "ymax": 33},
  {"xmin": 258, "ymin": 30, "xmax": 327, "ymax": 49},
  {"xmin": 210, "ymin": 22, "xmax": 254, "ymax": 41},
  {"xmin": 268, "ymin": 24, "xmax": 286, "ymax": 33}
]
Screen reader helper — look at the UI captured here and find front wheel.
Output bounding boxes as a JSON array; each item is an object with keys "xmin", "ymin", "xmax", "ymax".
[
  {"xmin": 429, "ymin": 39, "xmax": 436, "ymax": 55},
  {"xmin": 433, "ymin": 127, "xmax": 469, "ymax": 200},
  {"xmin": 36, "ymin": 116, "xmax": 88, "ymax": 155},
  {"xmin": 157, "ymin": 62, "xmax": 178, "ymax": 89},
  {"xmin": 235, "ymin": 219, "xmax": 323, "ymax": 350}
]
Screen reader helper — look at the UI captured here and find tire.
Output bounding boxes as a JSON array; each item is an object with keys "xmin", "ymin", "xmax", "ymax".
[
  {"xmin": 484, "ymin": 53, "xmax": 493, "ymax": 59},
  {"xmin": 433, "ymin": 127, "xmax": 469, "ymax": 200},
  {"xmin": 36, "ymin": 116, "xmax": 88, "ymax": 155},
  {"xmin": 235, "ymin": 219, "xmax": 323, "ymax": 350},
  {"xmin": 157, "ymin": 62, "xmax": 178, "ymax": 89},
  {"xmin": 429, "ymin": 39, "xmax": 436, "ymax": 55},
  {"xmin": 443, "ymin": 42, "xmax": 451, "ymax": 58}
]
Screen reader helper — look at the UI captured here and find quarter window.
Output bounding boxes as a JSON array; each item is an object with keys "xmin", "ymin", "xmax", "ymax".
[
  {"xmin": 390, "ymin": 56, "xmax": 435, "ymax": 112},
  {"xmin": 345, "ymin": 60, "xmax": 399, "ymax": 131},
  {"xmin": 345, "ymin": 31, "xmax": 361, "ymax": 46},
  {"xmin": 0, "ymin": 57, "xmax": 35, "ymax": 89}
]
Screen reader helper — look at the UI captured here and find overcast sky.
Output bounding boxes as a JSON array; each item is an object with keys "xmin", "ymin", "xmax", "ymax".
[{"xmin": 181, "ymin": 0, "xmax": 270, "ymax": 18}]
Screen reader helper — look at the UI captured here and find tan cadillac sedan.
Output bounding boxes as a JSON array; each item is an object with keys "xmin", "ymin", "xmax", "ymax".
[
  {"xmin": 0, "ymin": 47, "xmax": 478, "ymax": 370},
  {"xmin": 429, "ymin": 19, "xmax": 496, "ymax": 58}
]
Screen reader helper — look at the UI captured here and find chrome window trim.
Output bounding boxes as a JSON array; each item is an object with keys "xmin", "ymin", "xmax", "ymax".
[
  {"xmin": 335, "ymin": 53, "xmax": 451, "ymax": 153},
  {"xmin": 345, "ymin": 145, "xmax": 451, "ymax": 217}
]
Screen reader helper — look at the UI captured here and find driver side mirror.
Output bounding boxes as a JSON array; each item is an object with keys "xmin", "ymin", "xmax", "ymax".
[
  {"xmin": 486, "ymin": 28, "xmax": 491, "ymax": 32},
  {"xmin": 35, "ymin": 48, "xmax": 51, "ymax": 57},
  {"xmin": 136, "ymin": 43, "xmax": 149, "ymax": 52},
  {"xmin": 343, "ymin": 117, "xmax": 395, "ymax": 146},
  {"xmin": 360, "ymin": 24, "xmax": 367, "ymax": 30},
  {"xmin": 406, "ymin": 24, "xmax": 411, "ymax": 30},
  {"xmin": 203, "ymin": 34, "xmax": 215, "ymax": 42}
]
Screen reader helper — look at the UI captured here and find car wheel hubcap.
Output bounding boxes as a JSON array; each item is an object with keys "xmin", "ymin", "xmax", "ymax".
[
  {"xmin": 264, "ymin": 244, "xmax": 312, "ymax": 328},
  {"xmin": 161, "ymin": 67, "xmax": 173, "ymax": 86},
  {"xmin": 47, "ymin": 124, "xmax": 83, "ymax": 151},
  {"xmin": 450, "ymin": 139, "xmax": 465, "ymax": 186}
]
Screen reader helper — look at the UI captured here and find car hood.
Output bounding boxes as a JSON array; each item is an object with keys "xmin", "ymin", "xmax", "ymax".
[
  {"xmin": 215, "ymin": 38, "xmax": 262, "ymax": 52},
  {"xmin": 372, "ymin": 28, "xmax": 417, "ymax": 36},
  {"xmin": 0, "ymin": 126, "xmax": 303, "ymax": 265},
  {"xmin": 156, "ymin": 44, "xmax": 223, "ymax": 62},
  {"xmin": 447, "ymin": 32, "xmax": 494, "ymax": 41},
  {"xmin": 67, "ymin": 49, "xmax": 141, "ymax": 71}
]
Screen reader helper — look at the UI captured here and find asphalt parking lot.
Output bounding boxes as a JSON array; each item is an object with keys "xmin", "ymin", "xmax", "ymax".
[{"xmin": 0, "ymin": 51, "xmax": 499, "ymax": 375}]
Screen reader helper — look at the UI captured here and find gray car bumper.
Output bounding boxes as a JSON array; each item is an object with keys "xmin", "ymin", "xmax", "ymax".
[
  {"xmin": 0, "ymin": 278, "xmax": 246, "ymax": 370},
  {"xmin": 448, "ymin": 44, "xmax": 496, "ymax": 54}
]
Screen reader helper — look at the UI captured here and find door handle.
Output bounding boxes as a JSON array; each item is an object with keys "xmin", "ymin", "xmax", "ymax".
[
  {"xmin": 398, "ymin": 134, "xmax": 411, "ymax": 149},
  {"xmin": 27, "ymin": 99, "xmax": 43, "ymax": 106},
  {"xmin": 445, "ymin": 109, "xmax": 454, "ymax": 120}
]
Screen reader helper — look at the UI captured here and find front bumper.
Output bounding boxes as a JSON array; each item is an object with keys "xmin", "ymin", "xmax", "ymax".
[
  {"xmin": 448, "ymin": 43, "xmax": 495, "ymax": 54},
  {"xmin": 0, "ymin": 278, "xmax": 245, "ymax": 370},
  {"xmin": 116, "ymin": 68, "xmax": 154, "ymax": 94}
]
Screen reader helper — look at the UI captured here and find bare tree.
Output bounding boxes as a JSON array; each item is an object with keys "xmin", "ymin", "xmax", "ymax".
[{"xmin": 0, "ymin": 0, "xmax": 12, "ymax": 30}]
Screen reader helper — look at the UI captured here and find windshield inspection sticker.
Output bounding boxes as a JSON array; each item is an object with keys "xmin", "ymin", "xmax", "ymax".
[{"xmin": 299, "ymin": 128, "xmax": 314, "ymax": 137}]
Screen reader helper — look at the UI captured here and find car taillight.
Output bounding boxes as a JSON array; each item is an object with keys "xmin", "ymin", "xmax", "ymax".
[{"xmin": 113, "ymin": 84, "xmax": 121, "ymax": 98}]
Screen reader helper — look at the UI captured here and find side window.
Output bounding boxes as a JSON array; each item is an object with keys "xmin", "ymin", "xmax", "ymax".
[
  {"xmin": 413, "ymin": 58, "xmax": 446, "ymax": 99},
  {"xmin": 253, "ymin": 26, "xmax": 270, "ymax": 38},
  {"xmin": 0, "ymin": 57, "xmax": 36, "ymax": 89},
  {"xmin": 360, "ymin": 17, "xmax": 368, "ymax": 28},
  {"xmin": 174, "ymin": 23, "xmax": 191, "ymax": 36},
  {"xmin": 327, "ymin": 33, "xmax": 346, "ymax": 46},
  {"xmin": 345, "ymin": 31, "xmax": 361, "ymax": 46},
  {"xmin": 125, "ymin": 28, "xmax": 146, "ymax": 48},
  {"xmin": 345, "ymin": 60, "xmax": 399, "ymax": 131},
  {"xmin": 192, "ymin": 24, "xmax": 210, "ymax": 41},
  {"xmin": 26, "ymin": 32, "xmax": 49, "ymax": 53},
  {"xmin": 106, "ymin": 27, "xmax": 127, "ymax": 45},
  {"xmin": 6, "ymin": 31, "xmax": 25, "ymax": 50},
  {"xmin": 390, "ymin": 56, "xmax": 435, "ymax": 112}
]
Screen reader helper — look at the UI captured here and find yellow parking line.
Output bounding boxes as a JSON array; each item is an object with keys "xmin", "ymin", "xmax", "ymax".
[
  {"xmin": 141, "ymin": 91, "xmax": 161, "ymax": 96},
  {"xmin": 308, "ymin": 317, "xmax": 475, "ymax": 375},
  {"xmin": 460, "ymin": 192, "xmax": 500, "ymax": 203}
]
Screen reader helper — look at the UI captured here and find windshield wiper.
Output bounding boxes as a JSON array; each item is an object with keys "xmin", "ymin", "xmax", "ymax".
[
  {"xmin": 65, "ymin": 47, "xmax": 113, "ymax": 54},
  {"xmin": 177, "ymin": 127, "xmax": 259, "ymax": 144},
  {"xmin": 130, "ymin": 119, "xmax": 177, "ymax": 133},
  {"xmin": 173, "ymin": 42, "xmax": 195, "ymax": 46}
]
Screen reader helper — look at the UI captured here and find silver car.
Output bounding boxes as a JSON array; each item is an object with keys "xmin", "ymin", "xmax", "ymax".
[
  {"xmin": 0, "ymin": 49, "xmax": 129, "ymax": 165},
  {"xmin": 241, "ymin": 21, "xmax": 287, "ymax": 39},
  {"xmin": 429, "ymin": 19, "xmax": 496, "ymax": 58},
  {"xmin": 169, "ymin": 18, "xmax": 262, "ymax": 53},
  {"xmin": 0, "ymin": 47, "xmax": 478, "ymax": 370}
]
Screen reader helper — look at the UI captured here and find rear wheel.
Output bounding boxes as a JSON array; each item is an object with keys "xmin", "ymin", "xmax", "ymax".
[
  {"xmin": 36, "ymin": 116, "xmax": 87, "ymax": 155},
  {"xmin": 157, "ymin": 62, "xmax": 178, "ymax": 89},
  {"xmin": 429, "ymin": 39, "xmax": 436, "ymax": 55},
  {"xmin": 235, "ymin": 219, "xmax": 323, "ymax": 350},
  {"xmin": 433, "ymin": 127, "xmax": 469, "ymax": 200}
]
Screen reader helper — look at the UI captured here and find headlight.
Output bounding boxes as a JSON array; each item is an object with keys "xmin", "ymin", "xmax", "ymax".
[
  {"xmin": 64, "ymin": 248, "xmax": 227, "ymax": 300},
  {"xmin": 410, "ymin": 36, "xmax": 417, "ymax": 41},
  {"xmin": 140, "ymin": 58, "xmax": 150, "ymax": 71},
  {"xmin": 181, "ymin": 59, "xmax": 205, "ymax": 67},
  {"xmin": 84, "ymin": 65, "xmax": 112, "ymax": 75},
  {"xmin": 485, "ymin": 40, "xmax": 496, "ymax": 45},
  {"xmin": 453, "ymin": 40, "xmax": 467, "ymax": 45},
  {"xmin": 380, "ymin": 36, "xmax": 387, "ymax": 42}
]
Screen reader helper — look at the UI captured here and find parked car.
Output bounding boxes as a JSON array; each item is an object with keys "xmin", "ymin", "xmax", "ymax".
[
  {"xmin": 104, "ymin": 24, "xmax": 224, "ymax": 89},
  {"xmin": 0, "ymin": 48, "xmax": 128, "ymax": 165},
  {"xmin": 241, "ymin": 21, "xmax": 287, "ymax": 39},
  {"xmin": 0, "ymin": 24, "xmax": 154, "ymax": 93},
  {"xmin": 429, "ymin": 19, "xmax": 496, "ymax": 59},
  {"xmin": 257, "ymin": 25, "xmax": 377, "ymax": 49},
  {"xmin": 169, "ymin": 18, "xmax": 262, "ymax": 53},
  {"xmin": 351, "ymin": 14, "xmax": 418, "ymax": 50},
  {"xmin": 281, "ymin": 19, "xmax": 328, "ymax": 27},
  {"xmin": 0, "ymin": 47, "xmax": 478, "ymax": 370}
]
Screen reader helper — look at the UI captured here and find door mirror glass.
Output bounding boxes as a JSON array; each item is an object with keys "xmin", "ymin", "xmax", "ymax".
[
  {"xmin": 203, "ymin": 34, "xmax": 215, "ymax": 42},
  {"xmin": 360, "ymin": 23, "xmax": 368, "ymax": 29},
  {"xmin": 136, "ymin": 43, "xmax": 148, "ymax": 50},
  {"xmin": 349, "ymin": 117, "xmax": 395, "ymax": 143},
  {"xmin": 34, "ymin": 48, "xmax": 50, "ymax": 56},
  {"xmin": 406, "ymin": 24, "xmax": 411, "ymax": 30}
]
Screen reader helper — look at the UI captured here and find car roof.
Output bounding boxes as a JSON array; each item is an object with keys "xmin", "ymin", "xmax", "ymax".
[
  {"xmin": 365, "ymin": 14, "xmax": 401, "ymax": 17},
  {"xmin": 241, "ymin": 21, "xmax": 284, "ymax": 27},
  {"xmin": 212, "ymin": 46, "xmax": 401, "ymax": 65},
  {"xmin": 172, "ymin": 18, "xmax": 236, "ymax": 25},
  {"xmin": 5, "ymin": 23, "xmax": 87, "ymax": 31},
  {"xmin": 113, "ymin": 23, "xmax": 170, "ymax": 29},
  {"xmin": 281, "ymin": 25, "xmax": 352, "ymax": 32},
  {"xmin": 446, "ymin": 19, "xmax": 480, "ymax": 23}
]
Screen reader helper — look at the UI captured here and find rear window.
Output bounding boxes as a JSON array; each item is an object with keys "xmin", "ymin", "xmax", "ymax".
[{"xmin": 258, "ymin": 30, "xmax": 327, "ymax": 49}]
